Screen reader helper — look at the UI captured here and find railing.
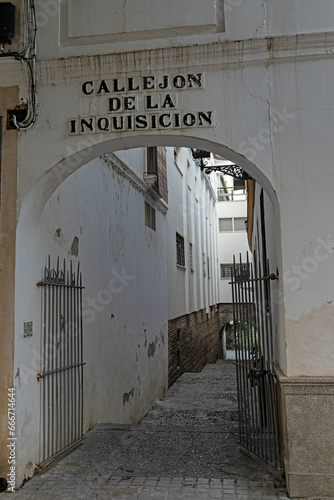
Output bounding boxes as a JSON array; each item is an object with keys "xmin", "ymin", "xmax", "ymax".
[{"xmin": 217, "ymin": 187, "xmax": 247, "ymax": 201}]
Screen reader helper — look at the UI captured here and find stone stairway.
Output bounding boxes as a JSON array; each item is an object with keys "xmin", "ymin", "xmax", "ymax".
[{"xmin": 140, "ymin": 359, "xmax": 239, "ymax": 429}]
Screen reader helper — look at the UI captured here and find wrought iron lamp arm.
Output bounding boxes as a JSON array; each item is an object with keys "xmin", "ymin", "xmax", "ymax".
[{"xmin": 191, "ymin": 149, "xmax": 251, "ymax": 179}]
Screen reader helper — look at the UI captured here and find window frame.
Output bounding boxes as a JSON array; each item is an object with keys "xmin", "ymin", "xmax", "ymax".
[
  {"xmin": 220, "ymin": 263, "xmax": 232, "ymax": 280},
  {"xmin": 145, "ymin": 201, "xmax": 156, "ymax": 231},
  {"xmin": 176, "ymin": 232, "xmax": 185, "ymax": 267},
  {"xmin": 189, "ymin": 242, "xmax": 194, "ymax": 272},
  {"xmin": 218, "ymin": 217, "xmax": 247, "ymax": 232}
]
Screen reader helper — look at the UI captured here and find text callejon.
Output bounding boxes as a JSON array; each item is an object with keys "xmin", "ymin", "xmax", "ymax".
[{"xmin": 69, "ymin": 73, "xmax": 215, "ymax": 135}]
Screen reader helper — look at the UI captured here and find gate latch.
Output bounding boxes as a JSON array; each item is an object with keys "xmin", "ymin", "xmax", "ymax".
[{"xmin": 249, "ymin": 368, "xmax": 270, "ymax": 379}]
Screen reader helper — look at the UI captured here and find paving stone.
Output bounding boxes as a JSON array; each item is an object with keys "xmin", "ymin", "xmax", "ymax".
[{"xmin": 9, "ymin": 361, "xmax": 289, "ymax": 499}]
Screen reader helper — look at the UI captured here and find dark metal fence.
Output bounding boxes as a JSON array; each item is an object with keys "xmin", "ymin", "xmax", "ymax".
[
  {"xmin": 231, "ymin": 252, "xmax": 283, "ymax": 470},
  {"xmin": 37, "ymin": 257, "xmax": 85, "ymax": 464}
]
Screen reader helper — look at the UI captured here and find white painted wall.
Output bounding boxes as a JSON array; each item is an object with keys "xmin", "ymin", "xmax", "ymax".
[
  {"xmin": 167, "ymin": 148, "xmax": 219, "ymax": 319},
  {"xmin": 10, "ymin": 1, "xmax": 334, "ymax": 59}
]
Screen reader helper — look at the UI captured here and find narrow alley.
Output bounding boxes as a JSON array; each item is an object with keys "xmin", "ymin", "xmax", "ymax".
[{"xmin": 9, "ymin": 360, "xmax": 288, "ymax": 499}]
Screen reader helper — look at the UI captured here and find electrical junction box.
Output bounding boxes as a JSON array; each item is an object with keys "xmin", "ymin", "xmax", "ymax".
[{"xmin": 0, "ymin": 3, "xmax": 16, "ymax": 45}]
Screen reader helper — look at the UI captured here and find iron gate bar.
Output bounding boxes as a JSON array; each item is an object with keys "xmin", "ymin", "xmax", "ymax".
[
  {"xmin": 231, "ymin": 252, "xmax": 283, "ymax": 470},
  {"xmin": 253, "ymin": 256, "xmax": 268, "ymax": 461},
  {"xmin": 38, "ymin": 256, "xmax": 85, "ymax": 464},
  {"xmin": 240, "ymin": 253, "xmax": 251, "ymax": 451},
  {"xmin": 37, "ymin": 363, "xmax": 86, "ymax": 379},
  {"xmin": 256, "ymin": 255, "xmax": 272, "ymax": 463}
]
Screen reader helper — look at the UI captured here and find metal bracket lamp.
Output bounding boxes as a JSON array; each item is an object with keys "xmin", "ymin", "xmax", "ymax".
[{"xmin": 191, "ymin": 149, "xmax": 251, "ymax": 179}]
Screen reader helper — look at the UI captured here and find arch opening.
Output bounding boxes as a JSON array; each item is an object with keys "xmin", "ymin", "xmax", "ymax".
[
  {"xmin": 20, "ymin": 134, "xmax": 279, "ymax": 223},
  {"xmin": 14, "ymin": 134, "xmax": 284, "ymax": 480}
]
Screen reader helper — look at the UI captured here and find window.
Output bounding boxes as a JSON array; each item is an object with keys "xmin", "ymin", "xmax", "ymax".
[
  {"xmin": 147, "ymin": 147, "xmax": 157, "ymax": 173},
  {"xmin": 234, "ymin": 178, "xmax": 246, "ymax": 190},
  {"xmin": 207, "ymin": 256, "xmax": 210, "ymax": 278},
  {"xmin": 220, "ymin": 263, "xmax": 249, "ymax": 280},
  {"xmin": 176, "ymin": 233, "xmax": 185, "ymax": 266},
  {"xmin": 234, "ymin": 217, "xmax": 247, "ymax": 231},
  {"xmin": 189, "ymin": 242, "xmax": 194, "ymax": 272},
  {"xmin": 203, "ymin": 253, "xmax": 206, "ymax": 276},
  {"xmin": 145, "ymin": 202, "xmax": 156, "ymax": 231},
  {"xmin": 219, "ymin": 218, "xmax": 233, "ymax": 231},
  {"xmin": 220, "ymin": 264, "xmax": 232, "ymax": 279},
  {"xmin": 219, "ymin": 217, "xmax": 247, "ymax": 232}
]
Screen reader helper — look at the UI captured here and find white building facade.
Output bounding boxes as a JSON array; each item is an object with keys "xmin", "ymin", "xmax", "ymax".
[{"xmin": 167, "ymin": 147, "xmax": 220, "ymax": 385}]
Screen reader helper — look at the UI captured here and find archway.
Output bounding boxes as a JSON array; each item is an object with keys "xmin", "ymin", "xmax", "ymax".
[
  {"xmin": 18, "ymin": 135, "xmax": 279, "ymax": 222},
  {"xmin": 13, "ymin": 134, "xmax": 284, "ymax": 485}
]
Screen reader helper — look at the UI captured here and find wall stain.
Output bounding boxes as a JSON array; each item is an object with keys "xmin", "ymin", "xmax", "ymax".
[
  {"xmin": 123, "ymin": 387, "xmax": 134, "ymax": 405},
  {"xmin": 69, "ymin": 236, "xmax": 79, "ymax": 256},
  {"xmin": 148, "ymin": 335, "xmax": 158, "ymax": 358}
]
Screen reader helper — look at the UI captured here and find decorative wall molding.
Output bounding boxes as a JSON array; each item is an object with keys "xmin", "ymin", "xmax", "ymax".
[
  {"xmin": 36, "ymin": 31, "xmax": 334, "ymax": 82},
  {"xmin": 102, "ymin": 153, "xmax": 168, "ymax": 215}
]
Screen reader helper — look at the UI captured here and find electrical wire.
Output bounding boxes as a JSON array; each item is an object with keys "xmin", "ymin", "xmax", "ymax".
[{"xmin": 0, "ymin": 0, "xmax": 37, "ymax": 130}]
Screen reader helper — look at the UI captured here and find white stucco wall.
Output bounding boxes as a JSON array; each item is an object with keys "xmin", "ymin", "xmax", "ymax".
[
  {"xmin": 7, "ymin": 1, "xmax": 333, "ymax": 59},
  {"xmin": 167, "ymin": 148, "xmax": 219, "ymax": 319}
]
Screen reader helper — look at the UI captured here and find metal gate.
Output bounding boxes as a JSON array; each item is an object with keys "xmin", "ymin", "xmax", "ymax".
[
  {"xmin": 37, "ymin": 257, "xmax": 85, "ymax": 464},
  {"xmin": 231, "ymin": 253, "xmax": 283, "ymax": 469}
]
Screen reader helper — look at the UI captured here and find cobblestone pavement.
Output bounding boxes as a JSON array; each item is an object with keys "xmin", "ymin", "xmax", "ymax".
[{"xmin": 9, "ymin": 360, "xmax": 289, "ymax": 499}]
